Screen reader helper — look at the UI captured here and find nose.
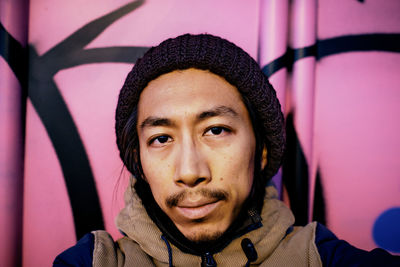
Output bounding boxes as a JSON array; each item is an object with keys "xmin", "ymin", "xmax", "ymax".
[{"xmin": 174, "ymin": 137, "xmax": 210, "ymax": 187}]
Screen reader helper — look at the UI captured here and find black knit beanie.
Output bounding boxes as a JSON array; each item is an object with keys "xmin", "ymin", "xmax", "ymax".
[{"xmin": 116, "ymin": 33, "xmax": 285, "ymax": 183}]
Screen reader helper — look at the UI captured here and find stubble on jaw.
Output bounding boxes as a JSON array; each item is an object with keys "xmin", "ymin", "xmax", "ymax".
[{"xmin": 188, "ymin": 229, "xmax": 224, "ymax": 244}]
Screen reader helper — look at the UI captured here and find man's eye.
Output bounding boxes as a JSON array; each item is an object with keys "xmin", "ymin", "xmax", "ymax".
[
  {"xmin": 205, "ymin": 126, "xmax": 230, "ymax": 136},
  {"xmin": 150, "ymin": 135, "xmax": 171, "ymax": 145}
]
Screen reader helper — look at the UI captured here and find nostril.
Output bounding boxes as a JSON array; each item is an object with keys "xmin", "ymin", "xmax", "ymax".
[
  {"xmin": 175, "ymin": 176, "xmax": 208, "ymax": 187},
  {"xmin": 194, "ymin": 177, "xmax": 206, "ymax": 186}
]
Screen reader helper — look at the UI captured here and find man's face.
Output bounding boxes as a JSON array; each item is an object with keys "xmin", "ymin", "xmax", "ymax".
[{"xmin": 137, "ymin": 68, "xmax": 256, "ymax": 242}]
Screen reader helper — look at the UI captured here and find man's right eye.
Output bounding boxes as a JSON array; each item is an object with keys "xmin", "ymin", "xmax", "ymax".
[{"xmin": 149, "ymin": 135, "xmax": 171, "ymax": 146}]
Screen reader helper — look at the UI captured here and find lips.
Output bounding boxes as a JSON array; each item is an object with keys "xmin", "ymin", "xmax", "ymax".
[{"xmin": 175, "ymin": 199, "xmax": 221, "ymax": 220}]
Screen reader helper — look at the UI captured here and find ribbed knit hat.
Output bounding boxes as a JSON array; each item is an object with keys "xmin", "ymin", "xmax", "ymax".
[{"xmin": 116, "ymin": 33, "xmax": 285, "ymax": 181}]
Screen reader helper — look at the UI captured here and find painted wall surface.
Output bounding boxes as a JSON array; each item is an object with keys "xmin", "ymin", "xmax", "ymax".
[
  {"xmin": 0, "ymin": 0, "xmax": 399, "ymax": 266},
  {"xmin": 23, "ymin": 1, "xmax": 260, "ymax": 266},
  {"xmin": 315, "ymin": 0, "xmax": 400, "ymax": 251},
  {"xmin": 0, "ymin": 1, "xmax": 28, "ymax": 267}
]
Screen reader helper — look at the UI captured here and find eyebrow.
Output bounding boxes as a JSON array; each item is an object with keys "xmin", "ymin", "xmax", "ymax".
[
  {"xmin": 140, "ymin": 117, "xmax": 175, "ymax": 129},
  {"xmin": 197, "ymin": 105, "xmax": 238, "ymax": 121},
  {"xmin": 139, "ymin": 105, "xmax": 238, "ymax": 130}
]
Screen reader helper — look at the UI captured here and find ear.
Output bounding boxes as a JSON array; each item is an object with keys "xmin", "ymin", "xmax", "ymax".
[{"xmin": 260, "ymin": 145, "xmax": 268, "ymax": 170}]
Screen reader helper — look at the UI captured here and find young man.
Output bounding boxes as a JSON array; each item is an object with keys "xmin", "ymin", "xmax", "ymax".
[{"xmin": 54, "ymin": 34, "xmax": 399, "ymax": 266}]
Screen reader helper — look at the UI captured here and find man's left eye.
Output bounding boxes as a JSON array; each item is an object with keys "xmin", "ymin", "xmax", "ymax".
[{"xmin": 204, "ymin": 126, "xmax": 230, "ymax": 136}]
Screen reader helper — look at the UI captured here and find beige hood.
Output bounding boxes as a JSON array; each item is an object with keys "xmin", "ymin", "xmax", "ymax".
[{"xmin": 114, "ymin": 180, "xmax": 321, "ymax": 266}]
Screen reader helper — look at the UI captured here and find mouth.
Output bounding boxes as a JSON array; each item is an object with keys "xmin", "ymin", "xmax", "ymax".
[{"xmin": 175, "ymin": 199, "xmax": 221, "ymax": 220}]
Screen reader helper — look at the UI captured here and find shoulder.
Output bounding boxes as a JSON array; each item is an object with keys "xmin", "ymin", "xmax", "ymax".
[
  {"xmin": 53, "ymin": 230, "xmax": 154, "ymax": 267},
  {"xmin": 53, "ymin": 230, "xmax": 118, "ymax": 267},
  {"xmin": 315, "ymin": 223, "xmax": 400, "ymax": 267},
  {"xmin": 53, "ymin": 232, "xmax": 95, "ymax": 267}
]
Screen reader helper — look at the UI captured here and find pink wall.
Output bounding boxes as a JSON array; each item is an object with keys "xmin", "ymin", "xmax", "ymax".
[
  {"xmin": 0, "ymin": 0, "xmax": 399, "ymax": 266},
  {"xmin": 315, "ymin": 0, "xmax": 400, "ymax": 251},
  {"xmin": 0, "ymin": 0, "xmax": 28, "ymax": 266},
  {"xmin": 23, "ymin": 1, "xmax": 260, "ymax": 266}
]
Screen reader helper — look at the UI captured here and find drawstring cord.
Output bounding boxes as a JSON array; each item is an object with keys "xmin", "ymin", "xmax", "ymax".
[
  {"xmin": 161, "ymin": 235, "xmax": 173, "ymax": 267},
  {"xmin": 161, "ymin": 235, "xmax": 258, "ymax": 267},
  {"xmin": 241, "ymin": 238, "xmax": 258, "ymax": 267},
  {"xmin": 201, "ymin": 252, "xmax": 217, "ymax": 267}
]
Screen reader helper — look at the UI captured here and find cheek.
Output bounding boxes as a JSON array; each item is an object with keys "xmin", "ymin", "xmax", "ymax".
[
  {"xmin": 217, "ymin": 140, "xmax": 255, "ymax": 176},
  {"xmin": 140, "ymin": 143, "xmax": 170, "ymax": 178},
  {"xmin": 142, "ymin": 170, "xmax": 170, "ymax": 211},
  {"xmin": 211, "ymin": 147, "xmax": 254, "ymax": 194},
  {"xmin": 224, "ymin": 137, "xmax": 255, "ymax": 194},
  {"xmin": 140, "ymin": 152, "xmax": 173, "ymax": 203}
]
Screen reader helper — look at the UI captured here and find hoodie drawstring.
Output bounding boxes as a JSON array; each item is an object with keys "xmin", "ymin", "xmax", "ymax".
[
  {"xmin": 161, "ymin": 235, "xmax": 257, "ymax": 267},
  {"xmin": 241, "ymin": 238, "xmax": 258, "ymax": 267},
  {"xmin": 201, "ymin": 252, "xmax": 217, "ymax": 267},
  {"xmin": 161, "ymin": 235, "xmax": 173, "ymax": 267}
]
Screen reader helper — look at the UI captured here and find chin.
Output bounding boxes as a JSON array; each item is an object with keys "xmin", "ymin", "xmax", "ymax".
[{"xmin": 184, "ymin": 229, "xmax": 224, "ymax": 244}]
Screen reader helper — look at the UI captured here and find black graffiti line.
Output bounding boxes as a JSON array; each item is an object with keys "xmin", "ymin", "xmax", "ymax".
[
  {"xmin": 48, "ymin": 46, "xmax": 149, "ymax": 71},
  {"xmin": 0, "ymin": 0, "xmax": 147, "ymax": 79},
  {"xmin": 1, "ymin": 0, "xmax": 146, "ymax": 239},
  {"xmin": 28, "ymin": 0, "xmax": 147, "ymax": 239},
  {"xmin": 267, "ymin": 33, "xmax": 400, "ymax": 223},
  {"xmin": 30, "ymin": 48, "xmax": 106, "ymax": 238},
  {"xmin": 39, "ymin": 0, "xmax": 145, "ymax": 73},
  {"xmin": 29, "ymin": 0, "xmax": 146, "ymax": 239},
  {"xmin": 317, "ymin": 33, "xmax": 400, "ymax": 59},
  {"xmin": 262, "ymin": 33, "xmax": 400, "ymax": 77},
  {"xmin": 282, "ymin": 113, "xmax": 309, "ymax": 226},
  {"xmin": 1, "ymin": 18, "xmax": 104, "ymax": 239},
  {"xmin": 312, "ymin": 169, "xmax": 326, "ymax": 225},
  {"xmin": 0, "ymin": 22, "xmax": 28, "ymax": 88}
]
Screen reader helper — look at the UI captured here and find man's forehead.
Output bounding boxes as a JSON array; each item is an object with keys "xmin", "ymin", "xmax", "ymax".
[{"xmin": 136, "ymin": 68, "xmax": 249, "ymax": 124}]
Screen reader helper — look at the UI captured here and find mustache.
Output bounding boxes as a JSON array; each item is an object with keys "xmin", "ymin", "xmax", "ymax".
[{"xmin": 165, "ymin": 188, "xmax": 229, "ymax": 208}]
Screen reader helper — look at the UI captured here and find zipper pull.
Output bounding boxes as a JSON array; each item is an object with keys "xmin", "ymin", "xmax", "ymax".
[{"xmin": 201, "ymin": 252, "xmax": 217, "ymax": 267}]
